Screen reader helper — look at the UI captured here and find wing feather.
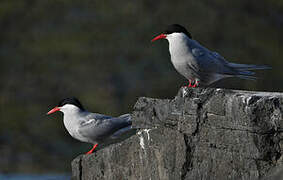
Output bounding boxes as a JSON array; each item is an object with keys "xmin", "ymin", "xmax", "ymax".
[{"xmin": 78, "ymin": 113, "xmax": 132, "ymax": 142}]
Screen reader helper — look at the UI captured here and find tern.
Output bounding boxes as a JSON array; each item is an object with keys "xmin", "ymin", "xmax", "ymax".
[
  {"xmin": 152, "ymin": 24, "xmax": 270, "ymax": 87},
  {"xmin": 47, "ymin": 97, "xmax": 136, "ymax": 154}
]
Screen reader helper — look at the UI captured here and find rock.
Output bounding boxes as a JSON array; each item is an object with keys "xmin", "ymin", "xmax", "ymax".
[{"xmin": 71, "ymin": 87, "xmax": 283, "ymax": 180}]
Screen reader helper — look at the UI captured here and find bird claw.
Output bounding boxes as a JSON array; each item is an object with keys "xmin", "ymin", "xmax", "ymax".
[
  {"xmin": 192, "ymin": 80, "xmax": 200, "ymax": 87},
  {"xmin": 185, "ymin": 79, "xmax": 199, "ymax": 88},
  {"xmin": 188, "ymin": 80, "xmax": 192, "ymax": 87}
]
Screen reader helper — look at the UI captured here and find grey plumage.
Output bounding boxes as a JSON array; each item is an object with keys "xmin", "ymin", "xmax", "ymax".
[
  {"xmin": 77, "ymin": 113, "xmax": 135, "ymax": 150},
  {"xmin": 47, "ymin": 98, "xmax": 136, "ymax": 152},
  {"xmin": 152, "ymin": 24, "xmax": 271, "ymax": 86}
]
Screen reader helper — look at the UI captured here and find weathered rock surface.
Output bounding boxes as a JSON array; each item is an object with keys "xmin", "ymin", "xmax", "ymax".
[{"xmin": 71, "ymin": 87, "xmax": 283, "ymax": 180}]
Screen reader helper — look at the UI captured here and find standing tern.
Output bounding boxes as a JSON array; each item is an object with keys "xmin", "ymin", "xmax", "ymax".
[
  {"xmin": 152, "ymin": 24, "xmax": 271, "ymax": 87},
  {"xmin": 47, "ymin": 97, "xmax": 136, "ymax": 154}
]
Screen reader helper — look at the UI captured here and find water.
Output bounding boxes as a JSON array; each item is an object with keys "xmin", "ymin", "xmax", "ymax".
[{"xmin": 0, "ymin": 174, "xmax": 70, "ymax": 180}]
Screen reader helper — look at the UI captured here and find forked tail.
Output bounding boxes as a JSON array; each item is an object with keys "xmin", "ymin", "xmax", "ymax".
[{"xmin": 229, "ymin": 63, "xmax": 271, "ymax": 71}]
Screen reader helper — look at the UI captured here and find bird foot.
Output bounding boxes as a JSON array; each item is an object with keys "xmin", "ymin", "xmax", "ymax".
[
  {"xmin": 86, "ymin": 144, "xmax": 98, "ymax": 154},
  {"xmin": 185, "ymin": 79, "xmax": 199, "ymax": 88},
  {"xmin": 188, "ymin": 80, "xmax": 192, "ymax": 87},
  {"xmin": 192, "ymin": 81, "xmax": 198, "ymax": 87},
  {"xmin": 183, "ymin": 79, "xmax": 192, "ymax": 88}
]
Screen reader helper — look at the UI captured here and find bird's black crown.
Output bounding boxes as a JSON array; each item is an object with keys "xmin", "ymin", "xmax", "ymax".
[
  {"xmin": 164, "ymin": 24, "xmax": 192, "ymax": 39},
  {"xmin": 58, "ymin": 97, "xmax": 85, "ymax": 110}
]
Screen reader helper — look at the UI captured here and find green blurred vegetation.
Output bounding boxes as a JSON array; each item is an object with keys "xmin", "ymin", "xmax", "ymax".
[{"xmin": 0, "ymin": 0, "xmax": 282, "ymax": 174}]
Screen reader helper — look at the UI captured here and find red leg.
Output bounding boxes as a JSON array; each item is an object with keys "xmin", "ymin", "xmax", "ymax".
[
  {"xmin": 183, "ymin": 79, "xmax": 192, "ymax": 88},
  {"xmin": 86, "ymin": 144, "xmax": 98, "ymax": 154},
  {"xmin": 187, "ymin": 80, "xmax": 192, "ymax": 87},
  {"xmin": 192, "ymin": 79, "xmax": 199, "ymax": 88}
]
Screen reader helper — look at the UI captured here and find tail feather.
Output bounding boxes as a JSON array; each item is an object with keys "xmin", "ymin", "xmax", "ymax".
[
  {"xmin": 236, "ymin": 75, "xmax": 257, "ymax": 81},
  {"xmin": 229, "ymin": 63, "xmax": 271, "ymax": 71},
  {"xmin": 228, "ymin": 62, "xmax": 270, "ymax": 81},
  {"xmin": 234, "ymin": 69, "xmax": 257, "ymax": 80},
  {"xmin": 237, "ymin": 70, "xmax": 255, "ymax": 76}
]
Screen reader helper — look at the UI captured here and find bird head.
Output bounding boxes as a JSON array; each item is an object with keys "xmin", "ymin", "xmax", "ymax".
[
  {"xmin": 151, "ymin": 24, "xmax": 192, "ymax": 42},
  {"xmin": 47, "ymin": 97, "xmax": 85, "ymax": 115}
]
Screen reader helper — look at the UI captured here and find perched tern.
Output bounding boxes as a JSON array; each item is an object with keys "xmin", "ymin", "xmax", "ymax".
[
  {"xmin": 152, "ymin": 24, "xmax": 271, "ymax": 87},
  {"xmin": 47, "ymin": 97, "xmax": 136, "ymax": 154}
]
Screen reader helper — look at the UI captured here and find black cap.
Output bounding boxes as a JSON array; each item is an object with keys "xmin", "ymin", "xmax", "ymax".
[
  {"xmin": 58, "ymin": 97, "xmax": 85, "ymax": 110},
  {"xmin": 164, "ymin": 24, "xmax": 192, "ymax": 39}
]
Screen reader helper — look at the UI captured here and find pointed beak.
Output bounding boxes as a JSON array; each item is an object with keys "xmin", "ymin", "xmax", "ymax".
[
  {"xmin": 47, "ymin": 106, "xmax": 60, "ymax": 115},
  {"xmin": 151, "ymin": 34, "xmax": 167, "ymax": 42}
]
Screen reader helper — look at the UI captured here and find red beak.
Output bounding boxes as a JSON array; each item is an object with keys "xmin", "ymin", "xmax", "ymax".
[
  {"xmin": 47, "ymin": 106, "xmax": 60, "ymax": 115},
  {"xmin": 151, "ymin": 34, "xmax": 167, "ymax": 42}
]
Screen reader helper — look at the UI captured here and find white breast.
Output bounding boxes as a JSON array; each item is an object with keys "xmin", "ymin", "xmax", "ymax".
[
  {"xmin": 63, "ymin": 114, "xmax": 90, "ymax": 143},
  {"xmin": 167, "ymin": 33, "xmax": 197, "ymax": 79}
]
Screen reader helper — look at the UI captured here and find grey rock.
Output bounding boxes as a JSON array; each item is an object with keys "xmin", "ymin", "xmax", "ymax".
[{"xmin": 71, "ymin": 87, "xmax": 283, "ymax": 180}]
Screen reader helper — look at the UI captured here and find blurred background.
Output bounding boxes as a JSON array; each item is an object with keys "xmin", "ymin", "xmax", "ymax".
[{"xmin": 0, "ymin": 0, "xmax": 282, "ymax": 178}]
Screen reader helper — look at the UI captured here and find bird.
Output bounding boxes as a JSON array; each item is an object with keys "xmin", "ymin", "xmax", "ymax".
[
  {"xmin": 47, "ymin": 97, "xmax": 136, "ymax": 154},
  {"xmin": 151, "ymin": 24, "xmax": 271, "ymax": 87}
]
